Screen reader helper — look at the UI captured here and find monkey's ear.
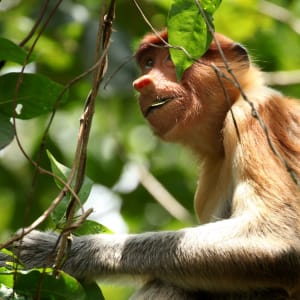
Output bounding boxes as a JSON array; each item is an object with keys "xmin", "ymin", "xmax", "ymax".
[
  {"xmin": 206, "ymin": 34, "xmax": 250, "ymax": 68},
  {"xmin": 231, "ymin": 43, "xmax": 250, "ymax": 65}
]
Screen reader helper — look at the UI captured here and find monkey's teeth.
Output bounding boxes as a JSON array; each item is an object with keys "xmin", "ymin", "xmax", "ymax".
[
  {"xmin": 145, "ymin": 96, "xmax": 176, "ymax": 116},
  {"xmin": 151, "ymin": 99, "xmax": 170, "ymax": 107},
  {"xmin": 150, "ymin": 96, "xmax": 174, "ymax": 108}
]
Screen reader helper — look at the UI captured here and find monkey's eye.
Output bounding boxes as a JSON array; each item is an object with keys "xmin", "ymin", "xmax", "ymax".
[{"xmin": 144, "ymin": 58, "xmax": 154, "ymax": 69}]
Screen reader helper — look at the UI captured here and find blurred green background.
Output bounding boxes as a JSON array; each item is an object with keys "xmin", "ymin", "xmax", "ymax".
[{"xmin": 0, "ymin": 0, "xmax": 300, "ymax": 298}]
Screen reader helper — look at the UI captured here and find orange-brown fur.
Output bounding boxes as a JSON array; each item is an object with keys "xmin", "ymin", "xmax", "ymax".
[
  {"xmin": 133, "ymin": 30, "xmax": 300, "ymax": 298},
  {"xmin": 12, "ymin": 30, "xmax": 300, "ymax": 300},
  {"xmin": 134, "ymin": 30, "xmax": 300, "ymax": 220}
]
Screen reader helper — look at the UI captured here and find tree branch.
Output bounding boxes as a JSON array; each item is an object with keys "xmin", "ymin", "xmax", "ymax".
[
  {"xmin": 258, "ymin": 0, "xmax": 300, "ymax": 35},
  {"xmin": 264, "ymin": 70, "xmax": 300, "ymax": 86}
]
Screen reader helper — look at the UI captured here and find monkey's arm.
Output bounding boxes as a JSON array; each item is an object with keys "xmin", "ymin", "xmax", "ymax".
[{"xmin": 17, "ymin": 211, "xmax": 298, "ymax": 292}]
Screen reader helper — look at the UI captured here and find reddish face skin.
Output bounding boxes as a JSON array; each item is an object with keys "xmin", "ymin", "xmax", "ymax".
[
  {"xmin": 132, "ymin": 30, "xmax": 250, "ymax": 156},
  {"xmin": 133, "ymin": 46, "xmax": 189, "ymax": 139}
]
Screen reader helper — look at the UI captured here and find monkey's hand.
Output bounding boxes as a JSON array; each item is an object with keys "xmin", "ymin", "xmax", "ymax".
[
  {"xmin": 0, "ymin": 251, "xmax": 13, "ymax": 267},
  {"xmin": 12, "ymin": 230, "xmax": 59, "ymax": 270},
  {"xmin": 11, "ymin": 230, "xmax": 121, "ymax": 281}
]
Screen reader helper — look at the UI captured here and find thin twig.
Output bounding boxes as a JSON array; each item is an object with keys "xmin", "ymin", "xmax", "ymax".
[
  {"xmin": 104, "ymin": 55, "xmax": 135, "ymax": 89},
  {"xmin": 19, "ymin": 0, "xmax": 50, "ymax": 47},
  {"xmin": 0, "ymin": 1, "xmax": 87, "ymax": 252},
  {"xmin": 132, "ymin": 0, "xmax": 194, "ymax": 60},
  {"xmin": 9, "ymin": 0, "xmax": 85, "ymax": 232},
  {"xmin": 132, "ymin": 0, "xmax": 167, "ymax": 44},
  {"xmin": 1, "ymin": 0, "xmax": 107, "ymax": 251},
  {"xmin": 54, "ymin": 0, "xmax": 116, "ymax": 271},
  {"xmin": 12, "ymin": 0, "xmax": 63, "ymax": 163},
  {"xmin": 211, "ymin": 63, "xmax": 241, "ymax": 141},
  {"xmin": 6, "ymin": 0, "xmax": 115, "ymax": 250},
  {"xmin": 0, "ymin": 183, "xmax": 74, "ymax": 249}
]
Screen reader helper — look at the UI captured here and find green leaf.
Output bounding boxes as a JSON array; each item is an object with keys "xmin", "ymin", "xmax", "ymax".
[
  {"xmin": 47, "ymin": 150, "xmax": 74, "ymax": 190},
  {"xmin": 0, "ymin": 73, "xmax": 69, "ymax": 120},
  {"xmin": 81, "ymin": 281, "xmax": 105, "ymax": 300},
  {"xmin": 1, "ymin": 259, "xmax": 102, "ymax": 300},
  {"xmin": 201, "ymin": 0, "xmax": 222, "ymax": 14},
  {"xmin": 14, "ymin": 269, "xmax": 85, "ymax": 300},
  {"xmin": 0, "ymin": 267, "xmax": 14, "ymax": 288},
  {"xmin": 0, "ymin": 38, "xmax": 33, "ymax": 65},
  {"xmin": 167, "ymin": 0, "xmax": 222, "ymax": 79},
  {"xmin": 47, "ymin": 151, "xmax": 94, "ymax": 224},
  {"xmin": 73, "ymin": 219, "xmax": 112, "ymax": 236},
  {"xmin": 0, "ymin": 114, "xmax": 14, "ymax": 150}
]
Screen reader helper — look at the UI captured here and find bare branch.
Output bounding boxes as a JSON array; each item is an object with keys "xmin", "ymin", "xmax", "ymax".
[
  {"xmin": 19, "ymin": 0, "xmax": 50, "ymax": 47},
  {"xmin": 258, "ymin": 0, "xmax": 300, "ymax": 35},
  {"xmin": 54, "ymin": 0, "xmax": 116, "ymax": 271},
  {"xmin": 138, "ymin": 164, "xmax": 195, "ymax": 225},
  {"xmin": 264, "ymin": 70, "xmax": 300, "ymax": 86}
]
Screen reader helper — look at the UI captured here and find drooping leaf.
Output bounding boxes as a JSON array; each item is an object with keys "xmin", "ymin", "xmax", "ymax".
[
  {"xmin": 0, "ymin": 38, "xmax": 33, "ymax": 65},
  {"xmin": 13, "ymin": 269, "xmax": 85, "ymax": 300},
  {"xmin": 0, "ymin": 114, "xmax": 14, "ymax": 150},
  {"xmin": 167, "ymin": 0, "xmax": 222, "ymax": 80},
  {"xmin": 81, "ymin": 281, "xmax": 105, "ymax": 300},
  {"xmin": 47, "ymin": 151, "xmax": 94, "ymax": 224},
  {"xmin": 73, "ymin": 219, "xmax": 112, "ymax": 236},
  {"xmin": 0, "ymin": 73, "xmax": 69, "ymax": 120}
]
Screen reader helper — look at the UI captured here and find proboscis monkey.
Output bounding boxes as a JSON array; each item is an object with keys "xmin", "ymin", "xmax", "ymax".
[{"xmin": 6, "ymin": 30, "xmax": 300, "ymax": 299}]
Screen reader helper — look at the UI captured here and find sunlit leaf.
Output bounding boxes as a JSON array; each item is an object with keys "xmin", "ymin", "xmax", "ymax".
[
  {"xmin": 73, "ymin": 219, "xmax": 112, "ymax": 236},
  {"xmin": 201, "ymin": 0, "xmax": 222, "ymax": 14},
  {"xmin": 0, "ymin": 267, "xmax": 14, "ymax": 288},
  {"xmin": 81, "ymin": 281, "xmax": 105, "ymax": 300},
  {"xmin": 167, "ymin": 0, "xmax": 222, "ymax": 79},
  {"xmin": 47, "ymin": 151, "xmax": 94, "ymax": 224}
]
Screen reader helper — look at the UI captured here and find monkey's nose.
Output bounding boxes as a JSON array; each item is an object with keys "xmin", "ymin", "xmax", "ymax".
[{"xmin": 133, "ymin": 75, "xmax": 154, "ymax": 91}]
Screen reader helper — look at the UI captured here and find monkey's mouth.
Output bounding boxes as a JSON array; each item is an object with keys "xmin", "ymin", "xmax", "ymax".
[{"xmin": 145, "ymin": 95, "xmax": 177, "ymax": 116}]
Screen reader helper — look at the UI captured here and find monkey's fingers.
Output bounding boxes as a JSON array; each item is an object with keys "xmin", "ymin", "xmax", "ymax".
[
  {"xmin": 0, "ymin": 251, "xmax": 14, "ymax": 267},
  {"xmin": 10, "ymin": 230, "xmax": 59, "ymax": 269}
]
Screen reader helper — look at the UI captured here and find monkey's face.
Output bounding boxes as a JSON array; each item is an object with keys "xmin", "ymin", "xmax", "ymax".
[
  {"xmin": 133, "ymin": 47, "xmax": 201, "ymax": 142},
  {"xmin": 133, "ymin": 31, "xmax": 250, "ymax": 152}
]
